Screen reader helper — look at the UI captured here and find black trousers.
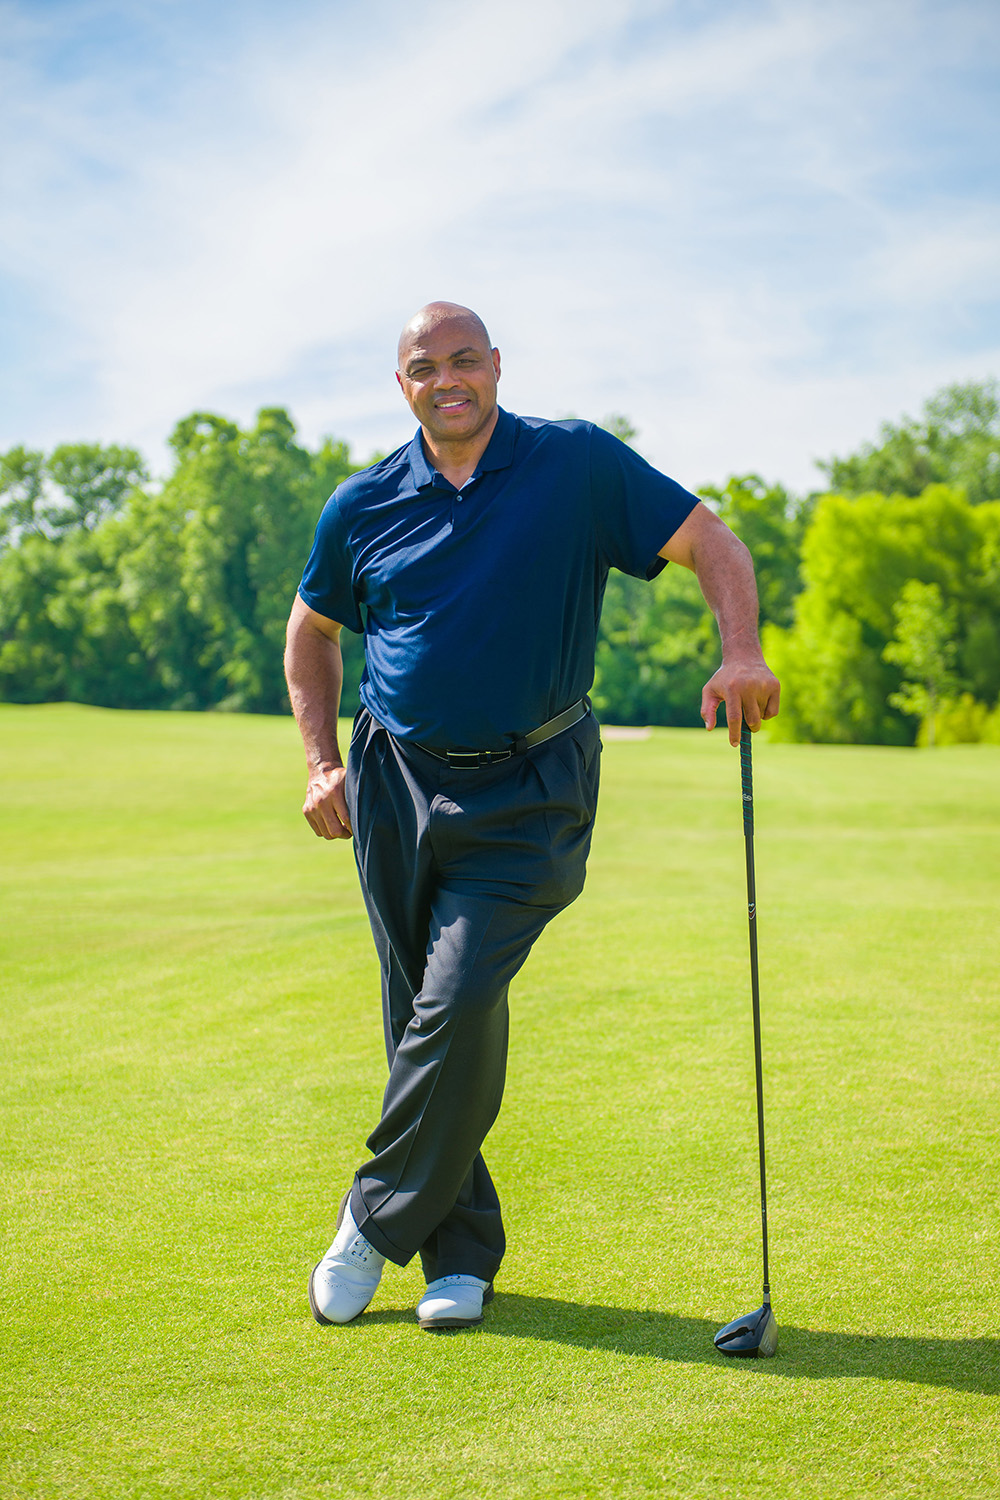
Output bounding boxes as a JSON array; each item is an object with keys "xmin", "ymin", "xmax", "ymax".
[{"xmin": 343, "ymin": 703, "xmax": 601, "ymax": 1284}]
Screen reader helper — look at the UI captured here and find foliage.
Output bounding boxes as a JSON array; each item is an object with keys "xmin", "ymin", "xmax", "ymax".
[
  {"xmin": 0, "ymin": 440, "xmax": 152, "ymax": 705},
  {"xmin": 3, "ymin": 378, "xmax": 999, "ymax": 738},
  {"xmin": 590, "ymin": 418, "xmax": 712, "ymax": 726},
  {"xmin": 114, "ymin": 408, "xmax": 345, "ymax": 713},
  {"xmin": 0, "ymin": 446, "xmax": 46, "ymax": 542},
  {"xmin": 593, "ymin": 469, "xmax": 813, "ymax": 726},
  {"xmin": 0, "ymin": 411, "xmax": 362, "ymax": 712},
  {"xmin": 592, "ymin": 567, "xmax": 718, "ymax": 726},
  {"xmin": 699, "ymin": 474, "xmax": 811, "ymax": 630},
  {"xmin": 763, "ymin": 486, "xmax": 1000, "ymax": 744},
  {"xmin": 883, "ymin": 580, "xmax": 959, "ymax": 746},
  {"xmin": 0, "ymin": 442, "xmax": 147, "ymax": 542},
  {"xmin": 925, "ymin": 691, "xmax": 1000, "ymax": 746},
  {"xmin": 818, "ymin": 378, "xmax": 1000, "ymax": 505}
]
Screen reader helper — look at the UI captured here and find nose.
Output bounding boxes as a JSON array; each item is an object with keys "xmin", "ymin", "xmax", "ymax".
[{"xmin": 433, "ymin": 363, "xmax": 460, "ymax": 389}]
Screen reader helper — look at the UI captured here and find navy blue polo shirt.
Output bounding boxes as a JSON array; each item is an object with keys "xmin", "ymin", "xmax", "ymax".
[{"xmin": 298, "ymin": 407, "xmax": 699, "ymax": 749}]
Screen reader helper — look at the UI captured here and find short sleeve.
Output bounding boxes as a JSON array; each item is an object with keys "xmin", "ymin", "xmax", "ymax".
[
  {"xmin": 588, "ymin": 426, "xmax": 701, "ymax": 581},
  {"xmin": 297, "ymin": 494, "xmax": 364, "ymax": 633}
]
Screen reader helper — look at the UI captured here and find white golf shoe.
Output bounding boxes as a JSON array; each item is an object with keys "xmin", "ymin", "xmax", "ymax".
[
  {"xmin": 416, "ymin": 1275, "xmax": 494, "ymax": 1331},
  {"xmin": 309, "ymin": 1193, "xmax": 386, "ymax": 1325}
]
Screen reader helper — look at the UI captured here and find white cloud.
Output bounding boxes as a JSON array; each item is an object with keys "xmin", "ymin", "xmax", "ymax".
[{"xmin": 1, "ymin": 0, "xmax": 998, "ymax": 491}]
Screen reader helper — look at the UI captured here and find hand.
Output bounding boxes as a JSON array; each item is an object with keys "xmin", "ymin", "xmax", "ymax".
[
  {"xmin": 303, "ymin": 764, "xmax": 353, "ymax": 840},
  {"xmin": 701, "ymin": 655, "xmax": 781, "ymax": 746}
]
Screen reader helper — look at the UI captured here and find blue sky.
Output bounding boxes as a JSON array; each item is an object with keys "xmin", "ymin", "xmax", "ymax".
[{"xmin": 2, "ymin": 0, "xmax": 998, "ymax": 491}]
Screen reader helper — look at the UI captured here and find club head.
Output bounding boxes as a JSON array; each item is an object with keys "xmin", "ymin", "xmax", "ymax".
[{"xmin": 713, "ymin": 1301, "xmax": 778, "ymax": 1358}]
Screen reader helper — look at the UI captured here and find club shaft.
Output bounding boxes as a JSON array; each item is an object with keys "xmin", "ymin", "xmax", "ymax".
[{"xmin": 740, "ymin": 726, "xmax": 770, "ymax": 1299}]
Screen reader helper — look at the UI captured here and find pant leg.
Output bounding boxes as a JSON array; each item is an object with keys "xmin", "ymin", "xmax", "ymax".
[
  {"xmin": 417, "ymin": 1156, "xmax": 503, "ymax": 1285},
  {"xmin": 345, "ymin": 714, "xmax": 512, "ymax": 1278},
  {"xmin": 345, "ymin": 706, "xmax": 601, "ymax": 1282},
  {"xmin": 351, "ymin": 842, "xmax": 510, "ymax": 1281}
]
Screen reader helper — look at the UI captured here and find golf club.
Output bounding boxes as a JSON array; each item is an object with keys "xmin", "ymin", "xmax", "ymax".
[{"xmin": 713, "ymin": 723, "xmax": 778, "ymax": 1359}]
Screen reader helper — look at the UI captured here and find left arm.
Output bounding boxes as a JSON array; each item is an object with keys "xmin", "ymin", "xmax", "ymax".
[{"xmin": 658, "ymin": 501, "xmax": 780, "ymax": 746}]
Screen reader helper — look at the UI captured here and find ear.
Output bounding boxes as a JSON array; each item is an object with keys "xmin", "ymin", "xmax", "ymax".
[{"xmin": 492, "ymin": 348, "xmax": 501, "ymax": 382}]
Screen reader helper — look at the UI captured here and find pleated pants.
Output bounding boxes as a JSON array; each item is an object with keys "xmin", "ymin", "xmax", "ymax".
[{"xmin": 342, "ymin": 703, "xmax": 601, "ymax": 1284}]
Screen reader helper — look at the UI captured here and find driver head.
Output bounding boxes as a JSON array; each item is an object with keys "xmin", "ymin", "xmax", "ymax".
[{"xmin": 713, "ymin": 1301, "xmax": 778, "ymax": 1358}]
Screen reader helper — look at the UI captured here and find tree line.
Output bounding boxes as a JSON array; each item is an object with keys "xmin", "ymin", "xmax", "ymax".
[{"xmin": 2, "ymin": 382, "xmax": 998, "ymax": 745}]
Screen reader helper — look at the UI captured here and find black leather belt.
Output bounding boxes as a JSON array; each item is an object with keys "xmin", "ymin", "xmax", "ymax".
[{"xmin": 415, "ymin": 699, "xmax": 589, "ymax": 769}]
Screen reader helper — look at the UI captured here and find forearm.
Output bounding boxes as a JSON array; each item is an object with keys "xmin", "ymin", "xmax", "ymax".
[
  {"xmin": 689, "ymin": 526, "xmax": 764, "ymax": 662},
  {"xmin": 284, "ymin": 605, "xmax": 345, "ymax": 773},
  {"xmin": 658, "ymin": 503, "xmax": 780, "ymax": 739}
]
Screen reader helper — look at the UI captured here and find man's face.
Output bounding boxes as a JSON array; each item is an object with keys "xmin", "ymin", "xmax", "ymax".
[{"xmin": 396, "ymin": 318, "xmax": 501, "ymax": 447}]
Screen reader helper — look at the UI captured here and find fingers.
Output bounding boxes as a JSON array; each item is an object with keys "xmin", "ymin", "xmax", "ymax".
[
  {"xmin": 307, "ymin": 800, "xmax": 352, "ymax": 839},
  {"xmin": 303, "ymin": 769, "xmax": 353, "ymax": 840},
  {"xmin": 735, "ymin": 692, "xmax": 764, "ymax": 741},
  {"xmin": 702, "ymin": 660, "xmax": 781, "ymax": 745}
]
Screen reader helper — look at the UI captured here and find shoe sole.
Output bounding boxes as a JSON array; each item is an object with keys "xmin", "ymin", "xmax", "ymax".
[
  {"xmin": 418, "ymin": 1282, "xmax": 495, "ymax": 1332},
  {"xmin": 308, "ymin": 1188, "xmax": 354, "ymax": 1327}
]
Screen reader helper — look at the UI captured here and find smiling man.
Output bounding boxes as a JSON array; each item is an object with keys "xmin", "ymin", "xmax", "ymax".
[
  {"xmin": 395, "ymin": 305, "xmax": 501, "ymax": 470},
  {"xmin": 284, "ymin": 301, "xmax": 779, "ymax": 1332}
]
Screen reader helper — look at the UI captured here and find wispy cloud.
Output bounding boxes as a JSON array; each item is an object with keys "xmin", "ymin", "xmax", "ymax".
[{"xmin": 1, "ymin": 0, "xmax": 998, "ymax": 490}]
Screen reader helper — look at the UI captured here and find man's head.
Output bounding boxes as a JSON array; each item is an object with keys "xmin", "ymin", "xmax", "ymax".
[{"xmin": 396, "ymin": 302, "xmax": 501, "ymax": 450}]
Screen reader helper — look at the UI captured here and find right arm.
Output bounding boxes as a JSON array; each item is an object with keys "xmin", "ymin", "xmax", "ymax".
[{"xmin": 284, "ymin": 593, "xmax": 353, "ymax": 840}]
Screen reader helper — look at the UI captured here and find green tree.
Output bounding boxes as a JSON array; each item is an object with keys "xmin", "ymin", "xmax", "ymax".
[
  {"xmin": 111, "ymin": 408, "xmax": 356, "ymax": 712},
  {"xmin": 589, "ymin": 417, "xmax": 717, "ymax": 726},
  {"xmin": 0, "ymin": 442, "xmax": 147, "ymax": 542},
  {"xmin": 0, "ymin": 524, "xmax": 153, "ymax": 707},
  {"xmin": 0, "ymin": 444, "xmax": 152, "ymax": 705},
  {"xmin": 818, "ymin": 378, "xmax": 1000, "ymax": 505},
  {"xmin": 591, "ymin": 420, "xmax": 808, "ymax": 725},
  {"xmin": 698, "ymin": 474, "xmax": 810, "ymax": 630},
  {"xmin": 763, "ymin": 486, "xmax": 1000, "ymax": 744},
  {"xmin": 0, "ymin": 413, "xmax": 366, "ymax": 712},
  {"xmin": 592, "ymin": 567, "xmax": 718, "ymax": 726},
  {"xmin": 0, "ymin": 447, "xmax": 47, "ymax": 543},
  {"xmin": 883, "ymin": 581, "xmax": 959, "ymax": 746},
  {"xmin": 44, "ymin": 443, "xmax": 148, "ymax": 533}
]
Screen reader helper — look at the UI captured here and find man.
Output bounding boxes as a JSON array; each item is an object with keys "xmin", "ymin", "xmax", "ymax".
[{"xmin": 284, "ymin": 301, "xmax": 779, "ymax": 1332}]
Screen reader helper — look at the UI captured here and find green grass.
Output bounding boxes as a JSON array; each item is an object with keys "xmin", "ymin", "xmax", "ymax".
[{"xmin": 2, "ymin": 703, "xmax": 998, "ymax": 1499}]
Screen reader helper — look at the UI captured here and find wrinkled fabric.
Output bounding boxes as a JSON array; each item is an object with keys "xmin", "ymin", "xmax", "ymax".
[{"xmin": 344, "ymin": 703, "xmax": 601, "ymax": 1282}]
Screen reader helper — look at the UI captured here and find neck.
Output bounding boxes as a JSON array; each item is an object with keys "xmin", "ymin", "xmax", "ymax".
[{"xmin": 421, "ymin": 406, "xmax": 500, "ymax": 488}]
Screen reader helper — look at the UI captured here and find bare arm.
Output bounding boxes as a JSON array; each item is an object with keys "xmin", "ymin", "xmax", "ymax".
[
  {"xmin": 658, "ymin": 502, "xmax": 780, "ymax": 746},
  {"xmin": 284, "ymin": 593, "xmax": 353, "ymax": 839}
]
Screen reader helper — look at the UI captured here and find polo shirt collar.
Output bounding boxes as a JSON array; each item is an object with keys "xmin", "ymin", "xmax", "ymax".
[{"xmin": 407, "ymin": 407, "xmax": 517, "ymax": 490}]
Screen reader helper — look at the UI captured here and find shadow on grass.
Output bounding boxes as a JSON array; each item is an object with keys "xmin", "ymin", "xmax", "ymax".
[{"xmin": 364, "ymin": 1296, "xmax": 999, "ymax": 1394}]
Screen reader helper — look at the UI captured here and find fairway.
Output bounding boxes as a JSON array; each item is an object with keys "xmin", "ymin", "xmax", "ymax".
[{"xmin": 2, "ymin": 704, "xmax": 998, "ymax": 1499}]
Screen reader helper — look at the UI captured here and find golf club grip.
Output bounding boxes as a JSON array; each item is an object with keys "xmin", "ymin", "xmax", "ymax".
[{"xmin": 740, "ymin": 724, "xmax": 754, "ymax": 836}]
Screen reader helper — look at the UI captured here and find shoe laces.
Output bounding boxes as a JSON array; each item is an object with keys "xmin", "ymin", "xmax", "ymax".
[{"xmin": 344, "ymin": 1233, "xmax": 380, "ymax": 1269}]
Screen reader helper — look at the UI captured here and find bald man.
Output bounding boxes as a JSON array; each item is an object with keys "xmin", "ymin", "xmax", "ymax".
[{"xmin": 285, "ymin": 302, "xmax": 779, "ymax": 1331}]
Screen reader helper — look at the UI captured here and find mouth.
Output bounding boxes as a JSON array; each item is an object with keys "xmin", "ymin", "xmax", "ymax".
[{"xmin": 436, "ymin": 398, "xmax": 471, "ymax": 412}]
